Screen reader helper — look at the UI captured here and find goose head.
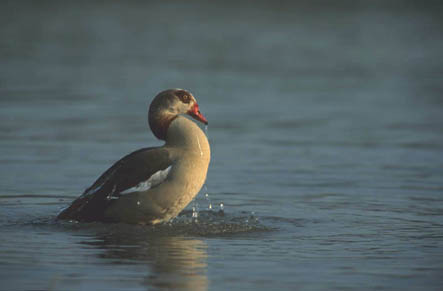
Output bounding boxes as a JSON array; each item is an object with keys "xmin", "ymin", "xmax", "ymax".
[{"xmin": 148, "ymin": 89, "xmax": 208, "ymax": 140}]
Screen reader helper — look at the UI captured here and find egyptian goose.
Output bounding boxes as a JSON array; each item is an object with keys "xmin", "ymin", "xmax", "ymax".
[{"xmin": 57, "ymin": 89, "xmax": 211, "ymax": 224}]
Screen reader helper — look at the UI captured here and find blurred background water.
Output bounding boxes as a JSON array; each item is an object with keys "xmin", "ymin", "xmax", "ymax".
[{"xmin": 1, "ymin": 1, "xmax": 443, "ymax": 290}]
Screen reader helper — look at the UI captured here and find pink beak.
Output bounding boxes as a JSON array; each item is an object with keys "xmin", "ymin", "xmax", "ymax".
[{"xmin": 188, "ymin": 103, "xmax": 208, "ymax": 125}]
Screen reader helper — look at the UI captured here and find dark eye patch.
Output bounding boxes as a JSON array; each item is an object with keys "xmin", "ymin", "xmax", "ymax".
[{"xmin": 176, "ymin": 90, "xmax": 191, "ymax": 104}]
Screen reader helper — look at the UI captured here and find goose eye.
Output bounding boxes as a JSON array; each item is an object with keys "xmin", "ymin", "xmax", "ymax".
[{"xmin": 176, "ymin": 91, "xmax": 191, "ymax": 103}]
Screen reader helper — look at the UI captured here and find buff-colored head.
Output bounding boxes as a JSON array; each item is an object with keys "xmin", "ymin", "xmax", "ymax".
[{"xmin": 148, "ymin": 89, "xmax": 208, "ymax": 140}]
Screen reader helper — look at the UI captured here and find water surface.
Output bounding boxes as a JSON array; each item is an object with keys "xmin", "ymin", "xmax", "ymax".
[{"xmin": 1, "ymin": 1, "xmax": 443, "ymax": 290}]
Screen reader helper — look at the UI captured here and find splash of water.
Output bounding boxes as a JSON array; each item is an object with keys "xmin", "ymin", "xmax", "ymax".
[
  {"xmin": 191, "ymin": 209, "xmax": 199, "ymax": 224},
  {"xmin": 206, "ymin": 194, "xmax": 212, "ymax": 210},
  {"xmin": 192, "ymin": 201, "xmax": 199, "ymax": 223},
  {"xmin": 192, "ymin": 206, "xmax": 198, "ymax": 218},
  {"xmin": 203, "ymin": 185, "xmax": 213, "ymax": 210}
]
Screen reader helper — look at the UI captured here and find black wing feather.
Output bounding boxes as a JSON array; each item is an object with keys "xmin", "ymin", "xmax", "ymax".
[{"xmin": 57, "ymin": 147, "xmax": 172, "ymax": 222}]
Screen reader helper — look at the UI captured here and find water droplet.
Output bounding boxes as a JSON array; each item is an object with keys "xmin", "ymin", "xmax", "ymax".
[
  {"xmin": 192, "ymin": 207, "xmax": 198, "ymax": 217},
  {"xmin": 203, "ymin": 188, "xmax": 213, "ymax": 210},
  {"xmin": 137, "ymin": 201, "xmax": 141, "ymax": 205},
  {"xmin": 192, "ymin": 206, "xmax": 198, "ymax": 223}
]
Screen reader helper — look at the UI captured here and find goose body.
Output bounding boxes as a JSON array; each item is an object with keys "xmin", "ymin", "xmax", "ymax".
[{"xmin": 57, "ymin": 89, "xmax": 210, "ymax": 224}]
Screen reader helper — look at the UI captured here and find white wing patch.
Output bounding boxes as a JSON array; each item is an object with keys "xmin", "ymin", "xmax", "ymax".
[{"xmin": 120, "ymin": 166, "xmax": 172, "ymax": 195}]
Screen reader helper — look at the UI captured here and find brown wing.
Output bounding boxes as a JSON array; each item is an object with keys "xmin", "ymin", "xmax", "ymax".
[{"xmin": 57, "ymin": 147, "xmax": 172, "ymax": 222}]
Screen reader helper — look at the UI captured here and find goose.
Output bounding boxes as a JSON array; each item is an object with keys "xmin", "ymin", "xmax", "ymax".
[{"xmin": 57, "ymin": 89, "xmax": 210, "ymax": 224}]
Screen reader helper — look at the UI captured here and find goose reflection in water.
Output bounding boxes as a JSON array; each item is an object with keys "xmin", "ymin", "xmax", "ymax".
[{"xmin": 80, "ymin": 227, "xmax": 208, "ymax": 291}]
